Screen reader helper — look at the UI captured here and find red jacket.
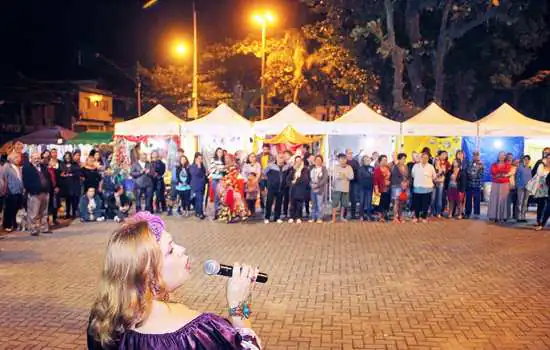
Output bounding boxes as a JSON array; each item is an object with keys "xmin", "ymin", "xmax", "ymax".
[
  {"xmin": 47, "ymin": 167, "xmax": 57, "ymax": 188},
  {"xmin": 374, "ymin": 166, "xmax": 391, "ymax": 193},
  {"xmin": 490, "ymin": 162, "xmax": 511, "ymax": 184}
]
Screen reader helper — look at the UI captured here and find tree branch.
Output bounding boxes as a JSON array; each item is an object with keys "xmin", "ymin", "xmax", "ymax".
[{"xmin": 447, "ymin": 6, "xmax": 499, "ymax": 40}]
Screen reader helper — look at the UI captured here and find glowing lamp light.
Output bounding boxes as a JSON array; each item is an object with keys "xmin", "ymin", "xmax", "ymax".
[
  {"xmin": 89, "ymin": 95, "xmax": 103, "ymax": 104},
  {"xmin": 253, "ymin": 11, "xmax": 276, "ymax": 26},
  {"xmin": 175, "ymin": 43, "xmax": 187, "ymax": 56},
  {"xmin": 493, "ymin": 140, "xmax": 503, "ymax": 149}
]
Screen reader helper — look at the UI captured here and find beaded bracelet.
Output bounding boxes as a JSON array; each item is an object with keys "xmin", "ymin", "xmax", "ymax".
[{"xmin": 228, "ymin": 301, "xmax": 252, "ymax": 319}]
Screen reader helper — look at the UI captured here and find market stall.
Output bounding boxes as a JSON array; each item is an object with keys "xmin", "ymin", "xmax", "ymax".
[
  {"xmin": 402, "ymin": 103, "xmax": 478, "ymax": 137},
  {"xmin": 477, "ymin": 103, "xmax": 550, "ymax": 137},
  {"xmin": 327, "ymin": 102, "xmax": 398, "ymax": 162},
  {"xmin": 181, "ymin": 103, "xmax": 253, "ymax": 156},
  {"xmin": 66, "ymin": 131, "xmax": 113, "ymax": 160},
  {"xmin": 113, "ymin": 104, "xmax": 183, "ymax": 171},
  {"xmin": 0, "ymin": 126, "xmax": 77, "ymax": 157},
  {"xmin": 253, "ymin": 103, "xmax": 328, "ymax": 136}
]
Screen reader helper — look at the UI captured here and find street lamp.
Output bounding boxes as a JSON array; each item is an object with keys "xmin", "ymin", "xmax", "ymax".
[
  {"xmin": 174, "ymin": 42, "xmax": 188, "ymax": 57},
  {"xmin": 144, "ymin": 0, "xmax": 199, "ymax": 119},
  {"xmin": 252, "ymin": 11, "xmax": 275, "ymax": 120}
]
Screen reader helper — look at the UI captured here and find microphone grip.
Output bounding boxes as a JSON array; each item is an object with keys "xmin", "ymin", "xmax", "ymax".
[{"xmin": 218, "ymin": 264, "xmax": 268, "ymax": 283}]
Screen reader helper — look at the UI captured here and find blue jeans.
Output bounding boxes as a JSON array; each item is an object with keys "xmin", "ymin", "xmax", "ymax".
[
  {"xmin": 212, "ymin": 179, "xmax": 221, "ymax": 214},
  {"xmin": 465, "ymin": 188, "xmax": 481, "ymax": 217},
  {"xmin": 431, "ymin": 185, "xmax": 444, "ymax": 216},
  {"xmin": 359, "ymin": 188, "xmax": 373, "ymax": 219},
  {"xmin": 311, "ymin": 192, "xmax": 324, "ymax": 220},
  {"xmin": 193, "ymin": 191, "xmax": 204, "ymax": 216}
]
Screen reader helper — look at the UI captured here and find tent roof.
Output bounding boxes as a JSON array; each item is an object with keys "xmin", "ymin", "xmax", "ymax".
[
  {"xmin": 253, "ymin": 103, "xmax": 328, "ymax": 135},
  {"xmin": 114, "ymin": 105, "xmax": 183, "ymax": 136},
  {"xmin": 264, "ymin": 125, "xmax": 322, "ymax": 145},
  {"xmin": 477, "ymin": 103, "xmax": 550, "ymax": 136},
  {"xmin": 402, "ymin": 102, "xmax": 477, "ymax": 136},
  {"xmin": 16, "ymin": 126, "xmax": 77, "ymax": 145},
  {"xmin": 329, "ymin": 103, "xmax": 400, "ymax": 135},
  {"xmin": 67, "ymin": 131, "xmax": 113, "ymax": 145},
  {"xmin": 181, "ymin": 103, "xmax": 252, "ymax": 136}
]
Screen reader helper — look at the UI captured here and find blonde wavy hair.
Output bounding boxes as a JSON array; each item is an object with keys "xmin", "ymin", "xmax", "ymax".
[{"xmin": 88, "ymin": 221, "xmax": 169, "ymax": 347}]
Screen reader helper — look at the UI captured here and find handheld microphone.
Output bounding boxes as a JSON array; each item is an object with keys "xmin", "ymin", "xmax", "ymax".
[{"xmin": 203, "ymin": 260, "xmax": 268, "ymax": 283}]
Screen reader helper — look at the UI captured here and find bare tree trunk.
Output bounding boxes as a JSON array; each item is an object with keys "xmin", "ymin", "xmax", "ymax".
[
  {"xmin": 384, "ymin": 0, "xmax": 406, "ymax": 113},
  {"xmin": 405, "ymin": 3, "xmax": 426, "ymax": 107},
  {"xmin": 433, "ymin": 0, "xmax": 454, "ymax": 105}
]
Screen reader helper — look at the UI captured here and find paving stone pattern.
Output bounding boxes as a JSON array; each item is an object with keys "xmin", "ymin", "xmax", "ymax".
[{"xmin": 1, "ymin": 218, "xmax": 550, "ymax": 349}]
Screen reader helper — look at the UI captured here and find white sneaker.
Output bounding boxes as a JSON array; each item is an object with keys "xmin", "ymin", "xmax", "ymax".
[
  {"xmin": 97, "ymin": 217, "xmax": 105, "ymax": 222},
  {"xmin": 296, "ymin": 219, "xmax": 302, "ymax": 224},
  {"xmin": 288, "ymin": 219, "xmax": 294, "ymax": 223},
  {"xmin": 114, "ymin": 216, "xmax": 120, "ymax": 223},
  {"xmin": 316, "ymin": 219, "xmax": 323, "ymax": 224},
  {"xmin": 276, "ymin": 219, "xmax": 283, "ymax": 224},
  {"xmin": 308, "ymin": 219, "xmax": 314, "ymax": 223},
  {"xmin": 264, "ymin": 219, "xmax": 269, "ymax": 224}
]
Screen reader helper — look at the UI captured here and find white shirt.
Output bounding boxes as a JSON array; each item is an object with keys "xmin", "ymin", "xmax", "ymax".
[{"xmin": 412, "ymin": 162, "xmax": 436, "ymax": 189}]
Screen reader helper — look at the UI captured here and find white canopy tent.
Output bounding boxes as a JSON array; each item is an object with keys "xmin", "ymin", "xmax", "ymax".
[
  {"xmin": 477, "ymin": 103, "xmax": 550, "ymax": 136},
  {"xmin": 328, "ymin": 103, "xmax": 400, "ymax": 135},
  {"xmin": 114, "ymin": 104, "xmax": 183, "ymax": 136},
  {"xmin": 402, "ymin": 102, "xmax": 477, "ymax": 136},
  {"xmin": 253, "ymin": 103, "xmax": 328, "ymax": 135},
  {"xmin": 181, "ymin": 103, "xmax": 253, "ymax": 136}
]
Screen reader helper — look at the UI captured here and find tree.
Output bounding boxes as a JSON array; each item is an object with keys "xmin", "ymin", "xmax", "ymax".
[
  {"xmin": 303, "ymin": 0, "xmax": 549, "ymax": 118},
  {"xmin": 139, "ymin": 44, "xmax": 231, "ymax": 117}
]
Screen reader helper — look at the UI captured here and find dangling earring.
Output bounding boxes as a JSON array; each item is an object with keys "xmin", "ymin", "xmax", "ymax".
[{"xmin": 151, "ymin": 279, "xmax": 160, "ymax": 297}]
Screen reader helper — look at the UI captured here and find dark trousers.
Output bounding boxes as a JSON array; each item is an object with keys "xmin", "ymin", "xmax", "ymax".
[
  {"xmin": 3, "ymin": 193, "xmax": 23, "ymax": 229},
  {"xmin": 135, "ymin": 186, "xmax": 154, "ymax": 212},
  {"xmin": 265, "ymin": 190, "xmax": 283, "ymax": 221},
  {"xmin": 465, "ymin": 188, "xmax": 481, "ymax": 217},
  {"xmin": 48, "ymin": 191, "xmax": 60, "ymax": 222},
  {"xmin": 193, "ymin": 191, "xmax": 204, "ymax": 216},
  {"xmin": 177, "ymin": 190, "xmax": 191, "ymax": 211},
  {"xmin": 413, "ymin": 192, "xmax": 432, "ymax": 219},
  {"xmin": 540, "ymin": 197, "xmax": 550, "ymax": 226},
  {"xmin": 536, "ymin": 197, "xmax": 547, "ymax": 224},
  {"xmin": 282, "ymin": 188, "xmax": 290, "ymax": 216},
  {"xmin": 377, "ymin": 191, "xmax": 391, "ymax": 217},
  {"xmin": 246, "ymin": 199, "xmax": 256, "ymax": 215},
  {"xmin": 0, "ymin": 195, "xmax": 4, "ymax": 214},
  {"xmin": 359, "ymin": 188, "xmax": 373, "ymax": 219},
  {"xmin": 154, "ymin": 180, "xmax": 166, "ymax": 212},
  {"xmin": 291, "ymin": 199, "xmax": 304, "ymax": 220},
  {"xmin": 65, "ymin": 195, "xmax": 80, "ymax": 218},
  {"xmin": 304, "ymin": 197, "xmax": 310, "ymax": 217},
  {"xmin": 259, "ymin": 179, "xmax": 267, "ymax": 211},
  {"xmin": 348, "ymin": 182, "xmax": 359, "ymax": 218}
]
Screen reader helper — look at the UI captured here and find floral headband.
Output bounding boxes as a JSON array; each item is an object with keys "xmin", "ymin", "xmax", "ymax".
[{"xmin": 128, "ymin": 211, "xmax": 165, "ymax": 241}]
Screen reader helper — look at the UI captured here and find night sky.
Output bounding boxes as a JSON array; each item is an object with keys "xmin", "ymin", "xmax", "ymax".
[{"xmin": 0, "ymin": 0, "xmax": 308, "ymax": 80}]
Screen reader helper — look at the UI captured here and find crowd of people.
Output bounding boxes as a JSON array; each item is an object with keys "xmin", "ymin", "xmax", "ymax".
[{"xmin": 1, "ymin": 139, "xmax": 550, "ymax": 235}]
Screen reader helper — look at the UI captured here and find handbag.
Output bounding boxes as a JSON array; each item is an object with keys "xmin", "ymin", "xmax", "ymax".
[
  {"xmin": 372, "ymin": 192, "xmax": 381, "ymax": 206},
  {"xmin": 527, "ymin": 175, "xmax": 548, "ymax": 198}
]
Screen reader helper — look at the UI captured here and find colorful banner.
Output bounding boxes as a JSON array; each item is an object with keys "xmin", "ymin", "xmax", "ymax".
[{"xmin": 401, "ymin": 136, "xmax": 462, "ymax": 159}]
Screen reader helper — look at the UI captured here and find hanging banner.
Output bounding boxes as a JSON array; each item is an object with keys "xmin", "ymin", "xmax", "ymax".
[{"xmin": 401, "ymin": 136, "xmax": 462, "ymax": 159}]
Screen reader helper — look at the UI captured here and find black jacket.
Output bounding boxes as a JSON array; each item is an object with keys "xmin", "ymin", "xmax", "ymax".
[
  {"xmin": 264, "ymin": 163, "xmax": 288, "ymax": 192},
  {"xmin": 60, "ymin": 161, "xmax": 82, "ymax": 196},
  {"xmin": 22, "ymin": 163, "xmax": 51, "ymax": 195},
  {"xmin": 287, "ymin": 166, "xmax": 311, "ymax": 201},
  {"xmin": 357, "ymin": 165, "xmax": 375, "ymax": 189},
  {"xmin": 444, "ymin": 170, "xmax": 467, "ymax": 192},
  {"xmin": 347, "ymin": 159, "xmax": 360, "ymax": 184}
]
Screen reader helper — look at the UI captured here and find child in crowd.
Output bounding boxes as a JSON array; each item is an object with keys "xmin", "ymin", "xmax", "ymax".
[{"xmin": 245, "ymin": 172, "xmax": 260, "ymax": 217}]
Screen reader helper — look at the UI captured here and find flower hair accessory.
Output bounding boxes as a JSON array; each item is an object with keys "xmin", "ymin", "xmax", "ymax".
[{"xmin": 129, "ymin": 211, "xmax": 166, "ymax": 241}]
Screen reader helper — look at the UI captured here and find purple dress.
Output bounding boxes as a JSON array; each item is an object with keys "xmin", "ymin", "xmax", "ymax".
[{"xmin": 87, "ymin": 313, "xmax": 261, "ymax": 350}]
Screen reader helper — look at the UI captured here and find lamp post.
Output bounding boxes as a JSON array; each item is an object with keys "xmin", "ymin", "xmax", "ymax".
[
  {"xmin": 144, "ymin": 0, "xmax": 199, "ymax": 119},
  {"xmin": 253, "ymin": 12, "xmax": 275, "ymax": 120}
]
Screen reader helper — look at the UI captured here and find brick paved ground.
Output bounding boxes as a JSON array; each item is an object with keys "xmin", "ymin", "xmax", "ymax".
[{"xmin": 1, "ymin": 217, "xmax": 550, "ymax": 350}]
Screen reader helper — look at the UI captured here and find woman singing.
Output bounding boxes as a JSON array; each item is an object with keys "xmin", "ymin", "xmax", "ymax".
[{"xmin": 87, "ymin": 211, "xmax": 261, "ymax": 349}]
